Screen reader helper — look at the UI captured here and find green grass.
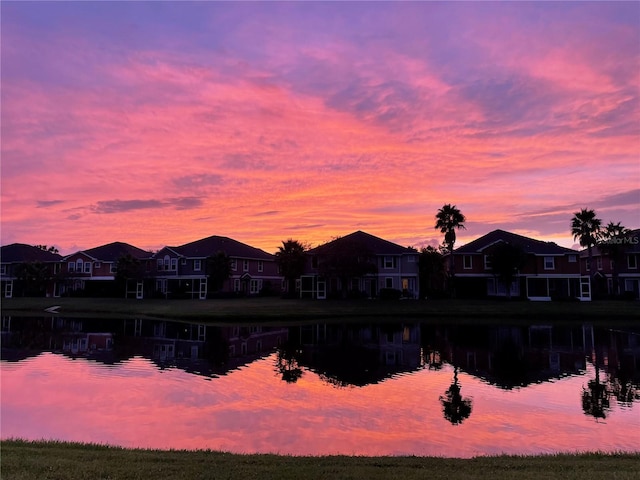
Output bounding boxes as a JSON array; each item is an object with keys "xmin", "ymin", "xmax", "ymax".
[
  {"xmin": 1, "ymin": 296, "xmax": 638, "ymax": 324},
  {"xmin": 1, "ymin": 440, "xmax": 639, "ymax": 480}
]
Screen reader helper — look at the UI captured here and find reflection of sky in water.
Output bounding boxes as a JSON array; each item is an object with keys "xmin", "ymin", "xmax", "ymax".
[{"xmin": 1, "ymin": 353, "xmax": 638, "ymax": 457}]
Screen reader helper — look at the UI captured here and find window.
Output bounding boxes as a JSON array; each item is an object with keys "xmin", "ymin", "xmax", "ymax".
[
  {"xmin": 596, "ymin": 257, "xmax": 602, "ymax": 270},
  {"xmin": 585, "ymin": 259, "xmax": 590, "ymax": 271},
  {"xmin": 243, "ymin": 260, "xmax": 249, "ymax": 272},
  {"xmin": 53, "ymin": 263, "xmax": 61, "ymax": 274},
  {"xmin": 463, "ymin": 255, "xmax": 473, "ymax": 269},
  {"xmin": 68, "ymin": 261, "xmax": 76, "ymax": 273},
  {"xmin": 568, "ymin": 255, "xmax": 577, "ymax": 263},
  {"xmin": 94, "ymin": 262, "xmax": 101, "ymax": 269},
  {"xmin": 384, "ymin": 256, "xmax": 394, "ymax": 269},
  {"xmin": 408, "ymin": 255, "xmax": 416, "ymax": 263},
  {"xmin": 180, "ymin": 258, "xmax": 187, "ymax": 265},
  {"xmin": 157, "ymin": 259, "xmax": 164, "ymax": 271},
  {"xmin": 0, "ymin": 265, "xmax": 6, "ymax": 275},
  {"xmin": 84, "ymin": 262, "xmax": 92, "ymax": 273},
  {"xmin": 629, "ymin": 254, "xmax": 638, "ymax": 269},
  {"xmin": 484, "ymin": 255, "xmax": 492, "ymax": 270},
  {"xmin": 385, "ymin": 277, "xmax": 393, "ymax": 289},
  {"xmin": 250, "ymin": 279, "xmax": 262, "ymax": 294},
  {"xmin": 234, "ymin": 279, "xmax": 241, "ymax": 292},
  {"xmin": 110, "ymin": 264, "xmax": 117, "ymax": 273},
  {"xmin": 163, "ymin": 256, "xmax": 170, "ymax": 271},
  {"xmin": 76, "ymin": 259, "xmax": 83, "ymax": 272},
  {"xmin": 258, "ymin": 260, "xmax": 263, "ymax": 272},
  {"xmin": 171, "ymin": 258, "xmax": 178, "ymax": 271},
  {"xmin": 230, "ymin": 259, "xmax": 237, "ymax": 271},
  {"xmin": 544, "ymin": 257, "xmax": 555, "ymax": 270},
  {"xmin": 194, "ymin": 259, "xmax": 201, "ymax": 271}
]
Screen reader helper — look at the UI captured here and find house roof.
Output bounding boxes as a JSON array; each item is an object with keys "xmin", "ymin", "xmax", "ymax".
[
  {"xmin": 167, "ymin": 235, "xmax": 274, "ymax": 260},
  {"xmin": 454, "ymin": 229, "xmax": 578, "ymax": 256},
  {"xmin": 308, "ymin": 231, "xmax": 413, "ymax": 256},
  {"xmin": 65, "ymin": 242, "xmax": 152, "ymax": 262},
  {"xmin": 1, "ymin": 243, "xmax": 63, "ymax": 263}
]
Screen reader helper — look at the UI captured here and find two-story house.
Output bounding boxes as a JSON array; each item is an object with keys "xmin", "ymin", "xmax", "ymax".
[
  {"xmin": 150, "ymin": 235, "xmax": 280, "ymax": 299},
  {"xmin": 451, "ymin": 229, "xmax": 590, "ymax": 301},
  {"xmin": 580, "ymin": 229, "xmax": 639, "ymax": 299},
  {"xmin": 0, "ymin": 243, "xmax": 63, "ymax": 298},
  {"xmin": 299, "ymin": 231, "xmax": 419, "ymax": 299},
  {"xmin": 61, "ymin": 242, "xmax": 153, "ymax": 298}
]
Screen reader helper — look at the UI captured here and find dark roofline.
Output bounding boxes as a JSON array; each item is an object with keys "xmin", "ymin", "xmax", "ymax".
[
  {"xmin": 308, "ymin": 230, "xmax": 413, "ymax": 255},
  {"xmin": 454, "ymin": 229, "xmax": 579, "ymax": 255}
]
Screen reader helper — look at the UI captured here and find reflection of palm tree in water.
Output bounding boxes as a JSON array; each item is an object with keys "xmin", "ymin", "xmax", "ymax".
[
  {"xmin": 275, "ymin": 343, "xmax": 303, "ymax": 383},
  {"xmin": 440, "ymin": 367, "xmax": 472, "ymax": 425},
  {"xmin": 582, "ymin": 349, "xmax": 610, "ymax": 420}
]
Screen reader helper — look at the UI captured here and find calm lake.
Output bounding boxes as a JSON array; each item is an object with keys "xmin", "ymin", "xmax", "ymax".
[{"xmin": 1, "ymin": 316, "xmax": 638, "ymax": 457}]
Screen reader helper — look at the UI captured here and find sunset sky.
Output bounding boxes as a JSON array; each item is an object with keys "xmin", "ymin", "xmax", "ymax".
[{"xmin": 2, "ymin": 2, "xmax": 638, "ymax": 255}]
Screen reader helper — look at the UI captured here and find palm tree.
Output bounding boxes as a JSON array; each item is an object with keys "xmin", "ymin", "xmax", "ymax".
[
  {"xmin": 435, "ymin": 204, "xmax": 466, "ymax": 295},
  {"xmin": 598, "ymin": 221, "xmax": 630, "ymax": 297},
  {"xmin": 571, "ymin": 208, "xmax": 601, "ymax": 279},
  {"xmin": 275, "ymin": 239, "xmax": 307, "ymax": 297}
]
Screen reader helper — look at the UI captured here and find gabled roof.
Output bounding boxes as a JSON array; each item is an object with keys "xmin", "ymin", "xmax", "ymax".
[
  {"xmin": 454, "ymin": 230, "xmax": 578, "ymax": 256},
  {"xmin": 65, "ymin": 242, "xmax": 152, "ymax": 262},
  {"xmin": 167, "ymin": 235, "xmax": 274, "ymax": 260},
  {"xmin": 308, "ymin": 231, "xmax": 413, "ymax": 256},
  {"xmin": 1, "ymin": 243, "xmax": 63, "ymax": 263}
]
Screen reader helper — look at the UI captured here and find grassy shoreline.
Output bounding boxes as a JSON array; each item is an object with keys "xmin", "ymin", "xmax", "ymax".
[
  {"xmin": 1, "ymin": 296, "xmax": 638, "ymax": 324},
  {"xmin": 1, "ymin": 440, "xmax": 639, "ymax": 480}
]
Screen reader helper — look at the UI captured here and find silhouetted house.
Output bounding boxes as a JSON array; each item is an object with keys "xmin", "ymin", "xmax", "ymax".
[
  {"xmin": 61, "ymin": 242, "xmax": 152, "ymax": 298},
  {"xmin": 580, "ymin": 229, "xmax": 639, "ymax": 299},
  {"xmin": 0, "ymin": 243, "xmax": 63, "ymax": 297},
  {"xmin": 300, "ymin": 231, "xmax": 419, "ymax": 299},
  {"xmin": 451, "ymin": 229, "xmax": 589, "ymax": 301},
  {"xmin": 150, "ymin": 235, "xmax": 281, "ymax": 299}
]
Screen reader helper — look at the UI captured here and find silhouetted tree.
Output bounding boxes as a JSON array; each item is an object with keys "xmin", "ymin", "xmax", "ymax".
[
  {"xmin": 115, "ymin": 254, "xmax": 143, "ymax": 298},
  {"xmin": 440, "ymin": 367, "xmax": 472, "ymax": 425},
  {"xmin": 206, "ymin": 251, "xmax": 232, "ymax": 292},
  {"xmin": 489, "ymin": 242, "xmax": 527, "ymax": 299},
  {"xmin": 571, "ymin": 208, "xmax": 601, "ymax": 279},
  {"xmin": 418, "ymin": 246, "xmax": 446, "ymax": 299},
  {"xmin": 34, "ymin": 244, "xmax": 59, "ymax": 254},
  {"xmin": 275, "ymin": 239, "xmax": 307, "ymax": 297},
  {"xmin": 316, "ymin": 237, "xmax": 377, "ymax": 298},
  {"xmin": 598, "ymin": 222, "xmax": 630, "ymax": 297},
  {"xmin": 435, "ymin": 204, "xmax": 466, "ymax": 296},
  {"xmin": 14, "ymin": 261, "xmax": 49, "ymax": 296}
]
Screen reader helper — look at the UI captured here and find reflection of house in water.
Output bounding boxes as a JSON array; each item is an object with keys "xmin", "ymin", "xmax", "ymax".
[
  {"xmin": 423, "ymin": 324, "xmax": 640, "ymax": 390},
  {"xmin": 292, "ymin": 322, "xmax": 422, "ymax": 386},
  {"xmin": 0, "ymin": 317, "xmax": 288, "ymax": 378},
  {"xmin": 118, "ymin": 319, "xmax": 288, "ymax": 377}
]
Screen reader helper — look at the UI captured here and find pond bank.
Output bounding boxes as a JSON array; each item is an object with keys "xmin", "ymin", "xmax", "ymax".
[
  {"xmin": 2, "ymin": 440, "xmax": 639, "ymax": 480},
  {"xmin": 1, "ymin": 297, "xmax": 638, "ymax": 324}
]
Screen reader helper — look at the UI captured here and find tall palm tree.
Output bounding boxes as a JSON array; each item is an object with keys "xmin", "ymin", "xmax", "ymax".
[
  {"xmin": 435, "ymin": 204, "xmax": 466, "ymax": 295},
  {"xmin": 598, "ymin": 221, "xmax": 630, "ymax": 297},
  {"xmin": 571, "ymin": 208, "xmax": 601, "ymax": 279}
]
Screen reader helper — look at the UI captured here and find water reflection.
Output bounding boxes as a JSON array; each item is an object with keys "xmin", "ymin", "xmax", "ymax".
[{"xmin": 1, "ymin": 316, "xmax": 639, "ymax": 456}]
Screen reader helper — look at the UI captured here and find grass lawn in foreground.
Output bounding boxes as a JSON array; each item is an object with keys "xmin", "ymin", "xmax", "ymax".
[
  {"xmin": 1, "ymin": 441, "xmax": 639, "ymax": 480},
  {"xmin": 1, "ymin": 296, "xmax": 638, "ymax": 323}
]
